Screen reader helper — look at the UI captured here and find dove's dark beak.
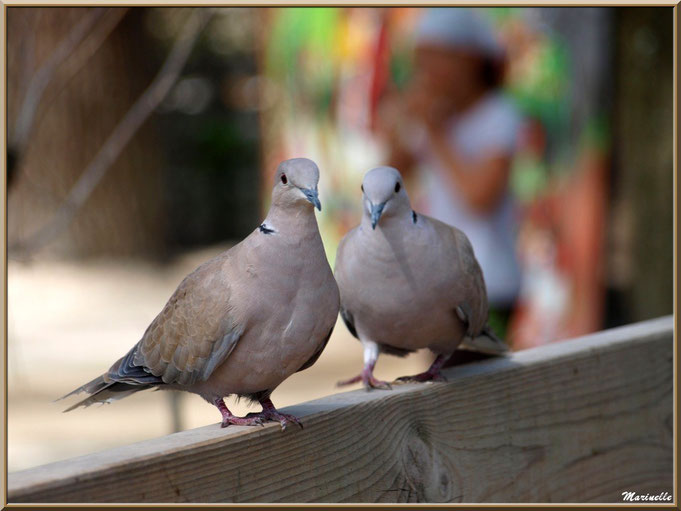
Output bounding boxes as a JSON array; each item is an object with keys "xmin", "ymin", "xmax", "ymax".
[
  {"xmin": 302, "ymin": 188, "xmax": 321, "ymax": 211},
  {"xmin": 370, "ymin": 202, "xmax": 386, "ymax": 230}
]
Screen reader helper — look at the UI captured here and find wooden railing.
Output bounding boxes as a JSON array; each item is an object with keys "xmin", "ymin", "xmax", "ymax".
[{"xmin": 7, "ymin": 316, "xmax": 674, "ymax": 504}]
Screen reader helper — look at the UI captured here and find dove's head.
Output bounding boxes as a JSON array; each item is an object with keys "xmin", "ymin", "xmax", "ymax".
[
  {"xmin": 361, "ymin": 166, "xmax": 412, "ymax": 229},
  {"xmin": 272, "ymin": 158, "xmax": 322, "ymax": 211}
]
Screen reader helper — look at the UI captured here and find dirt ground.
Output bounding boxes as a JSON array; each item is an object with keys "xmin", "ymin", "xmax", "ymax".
[{"xmin": 7, "ymin": 247, "xmax": 431, "ymax": 472}]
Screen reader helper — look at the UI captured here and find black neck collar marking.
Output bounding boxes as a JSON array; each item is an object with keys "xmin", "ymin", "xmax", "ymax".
[
  {"xmin": 259, "ymin": 224, "xmax": 275, "ymax": 234},
  {"xmin": 412, "ymin": 211, "xmax": 418, "ymax": 224}
]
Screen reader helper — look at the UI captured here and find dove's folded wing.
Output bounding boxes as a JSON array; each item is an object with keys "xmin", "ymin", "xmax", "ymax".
[
  {"xmin": 61, "ymin": 255, "xmax": 246, "ymax": 412},
  {"xmin": 133, "ymin": 257, "xmax": 245, "ymax": 386}
]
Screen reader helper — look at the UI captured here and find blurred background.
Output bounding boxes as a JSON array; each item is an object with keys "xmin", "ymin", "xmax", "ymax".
[{"xmin": 6, "ymin": 7, "xmax": 673, "ymax": 472}]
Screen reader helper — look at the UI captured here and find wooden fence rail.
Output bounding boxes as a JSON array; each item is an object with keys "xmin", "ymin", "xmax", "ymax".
[{"xmin": 7, "ymin": 316, "xmax": 674, "ymax": 504}]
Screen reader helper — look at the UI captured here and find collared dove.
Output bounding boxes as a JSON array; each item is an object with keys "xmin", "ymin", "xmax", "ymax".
[
  {"xmin": 334, "ymin": 166, "xmax": 507, "ymax": 390},
  {"xmin": 61, "ymin": 158, "xmax": 340, "ymax": 429}
]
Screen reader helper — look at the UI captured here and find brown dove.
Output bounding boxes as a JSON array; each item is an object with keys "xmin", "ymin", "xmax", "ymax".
[
  {"xmin": 334, "ymin": 166, "xmax": 506, "ymax": 390},
  {"xmin": 62, "ymin": 158, "xmax": 340, "ymax": 429}
]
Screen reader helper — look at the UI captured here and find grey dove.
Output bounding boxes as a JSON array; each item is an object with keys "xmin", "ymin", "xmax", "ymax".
[
  {"xmin": 334, "ymin": 166, "xmax": 506, "ymax": 390},
  {"xmin": 61, "ymin": 158, "xmax": 340, "ymax": 429}
]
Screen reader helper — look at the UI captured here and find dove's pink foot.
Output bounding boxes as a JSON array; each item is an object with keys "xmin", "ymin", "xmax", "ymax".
[
  {"xmin": 337, "ymin": 363, "xmax": 392, "ymax": 391},
  {"xmin": 248, "ymin": 398, "xmax": 302, "ymax": 431},
  {"xmin": 214, "ymin": 398, "xmax": 264, "ymax": 428},
  {"xmin": 394, "ymin": 354, "xmax": 449, "ymax": 384}
]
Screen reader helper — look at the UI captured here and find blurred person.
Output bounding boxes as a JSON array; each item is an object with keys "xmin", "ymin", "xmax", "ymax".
[{"xmin": 379, "ymin": 7, "xmax": 522, "ymax": 339}]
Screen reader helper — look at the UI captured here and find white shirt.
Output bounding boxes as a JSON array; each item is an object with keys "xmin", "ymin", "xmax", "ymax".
[{"xmin": 413, "ymin": 92, "xmax": 522, "ymax": 306}]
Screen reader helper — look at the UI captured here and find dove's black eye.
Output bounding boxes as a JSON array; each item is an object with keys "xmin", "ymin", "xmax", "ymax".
[
  {"xmin": 361, "ymin": 184, "xmax": 364, "ymax": 192},
  {"xmin": 394, "ymin": 182, "xmax": 401, "ymax": 193},
  {"xmin": 281, "ymin": 174, "xmax": 287, "ymax": 184}
]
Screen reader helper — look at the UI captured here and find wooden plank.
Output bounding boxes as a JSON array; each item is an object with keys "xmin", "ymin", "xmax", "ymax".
[{"xmin": 8, "ymin": 316, "xmax": 674, "ymax": 503}]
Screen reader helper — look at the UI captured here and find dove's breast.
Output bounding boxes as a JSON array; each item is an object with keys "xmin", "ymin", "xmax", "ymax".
[
  {"xmin": 336, "ymin": 221, "xmax": 468, "ymax": 354},
  {"xmin": 197, "ymin": 226, "xmax": 339, "ymax": 397}
]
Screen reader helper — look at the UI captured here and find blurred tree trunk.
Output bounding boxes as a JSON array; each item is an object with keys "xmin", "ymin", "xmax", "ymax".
[
  {"xmin": 608, "ymin": 7, "xmax": 673, "ymax": 322},
  {"xmin": 7, "ymin": 8, "xmax": 165, "ymax": 259}
]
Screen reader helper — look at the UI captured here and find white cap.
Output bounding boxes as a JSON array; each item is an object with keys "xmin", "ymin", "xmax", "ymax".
[{"xmin": 415, "ymin": 8, "xmax": 503, "ymax": 60}]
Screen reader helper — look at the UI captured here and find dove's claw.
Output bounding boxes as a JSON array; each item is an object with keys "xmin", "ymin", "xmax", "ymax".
[
  {"xmin": 338, "ymin": 366, "xmax": 391, "ymax": 391},
  {"xmin": 393, "ymin": 354, "xmax": 450, "ymax": 384},
  {"xmin": 215, "ymin": 398, "xmax": 267, "ymax": 428},
  {"xmin": 270, "ymin": 411, "xmax": 302, "ymax": 430},
  {"xmin": 260, "ymin": 410, "xmax": 302, "ymax": 430},
  {"xmin": 220, "ymin": 415, "xmax": 266, "ymax": 428},
  {"xmin": 337, "ymin": 374, "xmax": 362, "ymax": 386},
  {"xmin": 256, "ymin": 398, "xmax": 303, "ymax": 431},
  {"xmin": 221, "ymin": 399, "xmax": 303, "ymax": 430},
  {"xmin": 365, "ymin": 375, "xmax": 392, "ymax": 391},
  {"xmin": 393, "ymin": 371, "xmax": 447, "ymax": 384}
]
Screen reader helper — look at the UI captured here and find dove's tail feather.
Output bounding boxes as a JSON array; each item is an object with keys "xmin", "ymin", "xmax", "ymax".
[
  {"xmin": 459, "ymin": 326, "xmax": 510, "ymax": 356},
  {"xmin": 59, "ymin": 344, "xmax": 168, "ymax": 412},
  {"xmin": 445, "ymin": 326, "xmax": 510, "ymax": 368},
  {"xmin": 59, "ymin": 372, "xmax": 154, "ymax": 412},
  {"xmin": 58, "ymin": 374, "xmax": 109, "ymax": 401},
  {"xmin": 61, "ymin": 378, "xmax": 152, "ymax": 412}
]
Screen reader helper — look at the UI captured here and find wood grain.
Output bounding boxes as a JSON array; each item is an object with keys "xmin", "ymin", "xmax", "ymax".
[{"xmin": 8, "ymin": 316, "xmax": 674, "ymax": 503}]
